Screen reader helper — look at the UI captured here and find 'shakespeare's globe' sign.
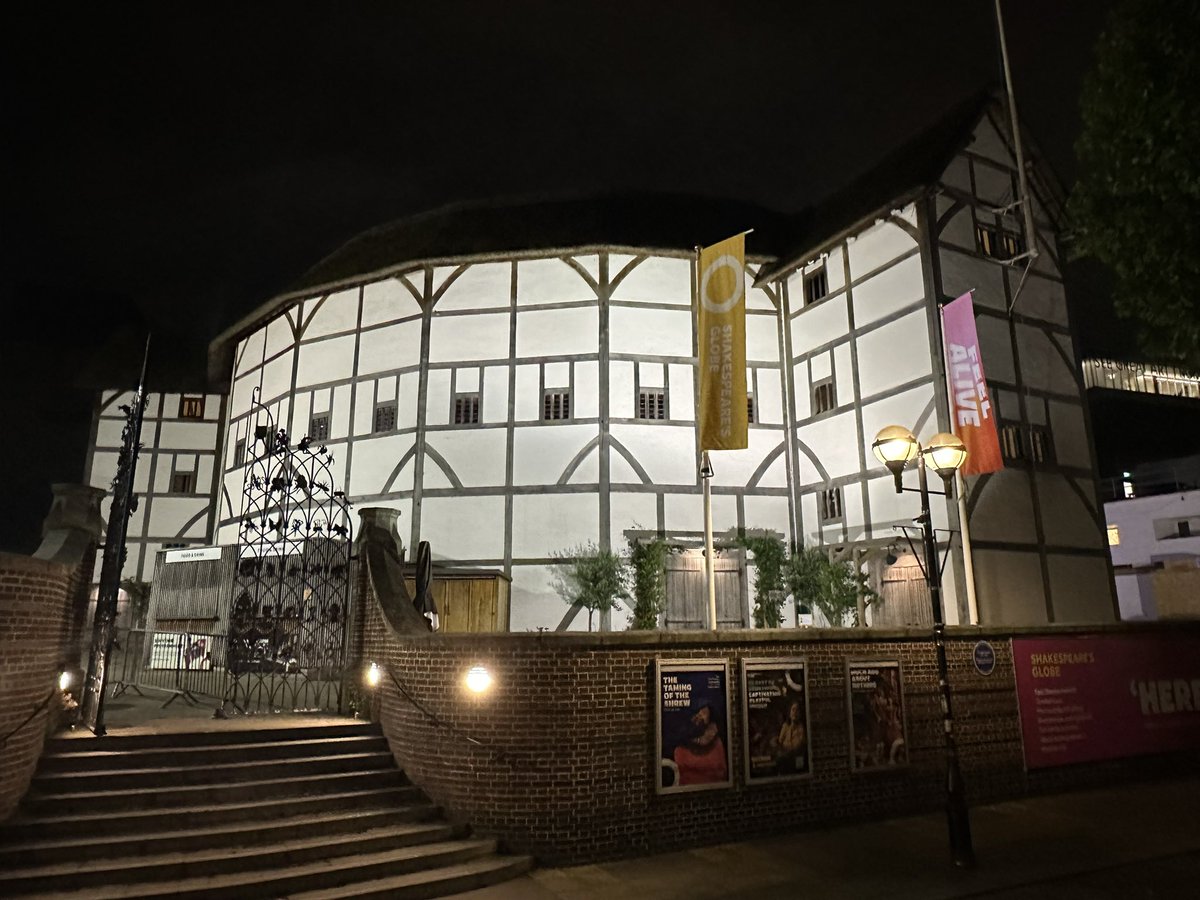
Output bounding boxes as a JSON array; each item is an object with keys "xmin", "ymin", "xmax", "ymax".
[{"xmin": 973, "ymin": 640, "xmax": 996, "ymax": 676}]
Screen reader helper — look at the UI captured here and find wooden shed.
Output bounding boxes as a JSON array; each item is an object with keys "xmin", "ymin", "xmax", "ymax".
[{"xmin": 403, "ymin": 565, "xmax": 511, "ymax": 632}]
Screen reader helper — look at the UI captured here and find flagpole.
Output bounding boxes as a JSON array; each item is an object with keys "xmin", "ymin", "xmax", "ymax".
[
  {"xmin": 956, "ymin": 471, "xmax": 980, "ymax": 625},
  {"xmin": 702, "ymin": 451, "xmax": 716, "ymax": 629}
]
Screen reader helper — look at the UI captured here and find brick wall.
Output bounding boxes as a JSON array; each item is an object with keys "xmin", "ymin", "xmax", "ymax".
[
  {"xmin": 0, "ymin": 552, "xmax": 73, "ymax": 820},
  {"xmin": 361, "ymin": 584, "xmax": 1200, "ymax": 864}
]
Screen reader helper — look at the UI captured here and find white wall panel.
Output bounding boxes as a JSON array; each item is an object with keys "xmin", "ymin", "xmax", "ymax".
[
  {"xmin": 1049, "ymin": 401, "xmax": 1090, "ymax": 470},
  {"xmin": 158, "ymin": 422, "xmax": 220, "ymax": 451},
  {"xmin": 235, "ymin": 330, "xmax": 266, "ymax": 378},
  {"xmin": 790, "ymin": 295, "xmax": 848, "ymax": 357},
  {"xmin": 755, "ymin": 368, "xmax": 784, "ymax": 425},
  {"xmin": 575, "ymin": 361, "xmax": 600, "ymax": 419},
  {"xmin": 431, "ymin": 311, "xmax": 508, "ymax": 363},
  {"xmin": 398, "ymin": 372, "xmax": 420, "ymax": 429},
  {"xmin": 514, "ymin": 365, "xmax": 540, "ymax": 421},
  {"xmin": 148, "ymin": 498, "xmax": 208, "ymax": 540},
  {"xmin": 797, "ymin": 411, "xmax": 859, "ymax": 482},
  {"xmin": 348, "ymin": 433, "xmax": 415, "ymax": 496},
  {"xmin": 304, "ymin": 289, "xmax": 358, "ymax": 339},
  {"xmin": 852, "ymin": 255, "xmax": 924, "ymax": 327},
  {"xmin": 742, "ymin": 494, "xmax": 791, "ymax": 539},
  {"xmin": 420, "ymin": 495, "xmax": 504, "ymax": 560},
  {"xmin": 610, "ymin": 362, "xmax": 635, "ymax": 419},
  {"xmin": 610, "ymin": 424, "xmax": 697, "ymax": 486},
  {"xmin": 512, "ymin": 493, "xmax": 598, "ymax": 558},
  {"xmin": 259, "ymin": 352, "xmax": 294, "ymax": 402},
  {"xmin": 425, "ymin": 370, "xmax": 451, "ymax": 426},
  {"xmin": 609, "ymin": 492, "xmax": 659, "ymax": 546},
  {"xmin": 95, "ymin": 419, "xmax": 126, "ymax": 448},
  {"xmin": 517, "ymin": 258, "xmax": 597, "ymax": 305},
  {"xmin": 482, "ymin": 366, "xmax": 509, "ymax": 423},
  {"xmin": 508, "ymin": 565, "xmax": 563, "ymax": 632},
  {"xmin": 297, "ymin": 334, "xmax": 356, "ymax": 386},
  {"xmin": 746, "ymin": 313, "xmax": 780, "ymax": 362},
  {"xmin": 427, "ymin": 429, "xmax": 508, "ymax": 487},
  {"xmin": 848, "ymin": 219, "xmax": 917, "ymax": 282},
  {"xmin": 859, "ymin": 383, "xmax": 937, "ymax": 455},
  {"xmin": 609, "ymin": 255, "xmax": 691, "ymax": 304},
  {"xmin": 516, "ymin": 307, "xmax": 598, "ymax": 357},
  {"xmin": 362, "ymin": 277, "xmax": 421, "ymax": 328},
  {"xmin": 358, "ymin": 320, "xmax": 420, "ymax": 377},
  {"xmin": 668, "ymin": 365, "xmax": 694, "ymax": 421},
  {"xmin": 611, "ymin": 305, "xmax": 694, "ymax": 357},
  {"xmin": 856, "ymin": 311, "xmax": 932, "ymax": 399},
  {"xmin": 435, "ymin": 262, "xmax": 511, "ymax": 311},
  {"xmin": 513, "ymin": 425, "xmax": 596, "ymax": 485}
]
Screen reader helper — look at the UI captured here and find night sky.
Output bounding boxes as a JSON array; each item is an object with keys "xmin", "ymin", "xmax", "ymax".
[{"xmin": 1, "ymin": 2, "xmax": 1120, "ymax": 553}]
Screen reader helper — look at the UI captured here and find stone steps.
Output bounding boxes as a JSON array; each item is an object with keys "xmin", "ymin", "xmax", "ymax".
[{"xmin": 0, "ymin": 719, "xmax": 532, "ymax": 899}]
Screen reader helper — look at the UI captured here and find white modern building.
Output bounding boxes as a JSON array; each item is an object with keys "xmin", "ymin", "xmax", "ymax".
[{"xmin": 86, "ymin": 95, "xmax": 1117, "ymax": 631}]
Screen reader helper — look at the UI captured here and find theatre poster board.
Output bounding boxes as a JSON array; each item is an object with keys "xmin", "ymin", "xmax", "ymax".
[
  {"xmin": 741, "ymin": 658, "xmax": 812, "ymax": 784},
  {"xmin": 1013, "ymin": 633, "xmax": 1200, "ymax": 769},
  {"xmin": 655, "ymin": 659, "xmax": 733, "ymax": 794},
  {"xmin": 846, "ymin": 660, "xmax": 909, "ymax": 772}
]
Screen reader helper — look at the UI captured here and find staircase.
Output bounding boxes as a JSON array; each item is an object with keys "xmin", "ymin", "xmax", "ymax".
[{"xmin": 0, "ymin": 720, "xmax": 532, "ymax": 899}]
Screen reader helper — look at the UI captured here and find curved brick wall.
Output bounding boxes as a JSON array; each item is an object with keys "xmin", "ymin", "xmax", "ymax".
[{"xmin": 0, "ymin": 553, "xmax": 72, "ymax": 820}]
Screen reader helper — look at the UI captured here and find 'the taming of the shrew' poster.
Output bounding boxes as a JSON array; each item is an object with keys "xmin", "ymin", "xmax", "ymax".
[
  {"xmin": 847, "ymin": 660, "xmax": 908, "ymax": 771},
  {"xmin": 656, "ymin": 660, "xmax": 732, "ymax": 794},
  {"xmin": 741, "ymin": 659, "xmax": 811, "ymax": 783}
]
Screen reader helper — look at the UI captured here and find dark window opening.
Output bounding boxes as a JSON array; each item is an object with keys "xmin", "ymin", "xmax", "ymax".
[
  {"xmin": 804, "ymin": 267, "xmax": 828, "ymax": 305},
  {"xmin": 179, "ymin": 396, "xmax": 205, "ymax": 419},
  {"xmin": 976, "ymin": 224, "xmax": 1026, "ymax": 261},
  {"xmin": 171, "ymin": 471, "xmax": 196, "ymax": 494},
  {"xmin": 309, "ymin": 414, "xmax": 330, "ymax": 442},
  {"xmin": 543, "ymin": 390, "xmax": 572, "ymax": 421},
  {"xmin": 819, "ymin": 487, "xmax": 843, "ymax": 522},
  {"xmin": 233, "ymin": 439, "xmax": 246, "ymax": 468},
  {"xmin": 454, "ymin": 393, "xmax": 481, "ymax": 425},
  {"xmin": 812, "ymin": 378, "xmax": 836, "ymax": 416},
  {"xmin": 638, "ymin": 388, "xmax": 666, "ymax": 420},
  {"xmin": 746, "ymin": 394, "xmax": 757, "ymax": 424},
  {"xmin": 373, "ymin": 403, "xmax": 397, "ymax": 433}
]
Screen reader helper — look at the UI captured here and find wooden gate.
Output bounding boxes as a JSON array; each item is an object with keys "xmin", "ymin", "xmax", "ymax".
[
  {"xmin": 872, "ymin": 558, "xmax": 933, "ymax": 627},
  {"xmin": 664, "ymin": 548, "xmax": 747, "ymax": 629}
]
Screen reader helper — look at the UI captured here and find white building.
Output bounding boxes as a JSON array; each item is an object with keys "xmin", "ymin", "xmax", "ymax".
[
  {"xmin": 88, "ymin": 96, "xmax": 1116, "ymax": 631},
  {"xmin": 1105, "ymin": 482, "xmax": 1200, "ymax": 620},
  {"xmin": 84, "ymin": 390, "xmax": 226, "ymax": 583}
]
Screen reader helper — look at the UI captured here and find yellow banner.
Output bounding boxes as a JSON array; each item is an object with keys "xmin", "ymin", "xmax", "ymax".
[{"xmin": 696, "ymin": 233, "xmax": 748, "ymax": 450}]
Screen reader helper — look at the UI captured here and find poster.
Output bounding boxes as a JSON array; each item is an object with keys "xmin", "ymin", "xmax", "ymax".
[
  {"xmin": 741, "ymin": 659, "xmax": 811, "ymax": 783},
  {"xmin": 847, "ymin": 660, "xmax": 908, "ymax": 771},
  {"xmin": 655, "ymin": 660, "xmax": 732, "ymax": 794},
  {"xmin": 148, "ymin": 632, "xmax": 213, "ymax": 670},
  {"xmin": 1013, "ymin": 634, "xmax": 1200, "ymax": 769}
]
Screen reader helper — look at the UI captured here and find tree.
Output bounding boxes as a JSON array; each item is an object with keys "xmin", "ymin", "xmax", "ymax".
[
  {"xmin": 550, "ymin": 541, "xmax": 630, "ymax": 631},
  {"xmin": 784, "ymin": 546, "xmax": 877, "ymax": 627},
  {"xmin": 627, "ymin": 536, "xmax": 670, "ymax": 630},
  {"xmin": 736, "ymin": 531, "xmax": 788, "ymax": 628},
  {"xmin": 1069, "ymin": 0, "xmax": 1200, "ymax": 368}
]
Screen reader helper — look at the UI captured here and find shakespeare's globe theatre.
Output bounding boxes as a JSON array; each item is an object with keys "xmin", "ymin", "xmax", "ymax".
[
  {"xmin": 211, "ymin": 198, "xmax": 801, "ymax": 632},
  {"xmin": 110, "ymin": 98, "xmax": 1113, "ymax": 633}
]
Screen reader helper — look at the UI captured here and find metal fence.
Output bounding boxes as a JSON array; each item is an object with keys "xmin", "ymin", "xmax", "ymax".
[{"xmin": 110, "ymin": 628, "xmax": 228, "ymax": 707}]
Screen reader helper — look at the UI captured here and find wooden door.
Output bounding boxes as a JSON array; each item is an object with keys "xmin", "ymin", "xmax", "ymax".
[
  {"xmin": 873, "ymin": 561, "xmax": 932, "ymax": 627},
  {"xmin": 664, "ymin": 549, "xmax": 747, "ymax": 629}
]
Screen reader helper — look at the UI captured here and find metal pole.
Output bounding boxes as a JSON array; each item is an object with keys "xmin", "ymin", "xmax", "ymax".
[
  {"xmin": 994, "ymin": 0, "xmax": 1038, "ymax": 263},
  {"xmin": 918, "ymin": 451, "xmax": 975, "ymax": 867},
  {"xmin": 702, "ymin": 451, "xmax": 717, "ymax": 630},
  {"xmin": 955, "ymin": 471, "xmax": 980, "ymax": 624}
]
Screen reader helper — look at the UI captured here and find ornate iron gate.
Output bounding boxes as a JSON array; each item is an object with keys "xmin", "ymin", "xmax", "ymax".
[{"xmin": 225, "ymin": 402, "xmax": 354, "ymax": 715}]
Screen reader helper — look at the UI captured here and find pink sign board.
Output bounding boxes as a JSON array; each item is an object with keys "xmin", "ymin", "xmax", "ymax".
[{"xmin": 1013, "ymin": 634, "xmax": 1200, "ymax": 769}]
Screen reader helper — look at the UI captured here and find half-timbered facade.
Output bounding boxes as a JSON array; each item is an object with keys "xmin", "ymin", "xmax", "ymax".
[{"xmin": 85, "ymin": 96, "xmax": 1117, "ymax": 630}]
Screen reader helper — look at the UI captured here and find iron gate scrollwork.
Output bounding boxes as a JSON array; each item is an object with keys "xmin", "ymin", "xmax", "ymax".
[{"xmin": 227, "ymin": 400, "xmax": 354, "ymax": 715}]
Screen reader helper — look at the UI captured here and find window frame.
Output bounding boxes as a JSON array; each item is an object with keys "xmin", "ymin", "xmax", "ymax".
[
  {"xmin": 542, "ymin": 388, "xmax": 572, "ymax": 421},
  {"xmin": 803, "ymin": 266, "xmax": 829, "ymax": 306},
  {"xmin": 170, "ymin": 470, "xmax": 196, "ymax": 495},
  {"xmin": 179, "ymin": 395, "xmax": 205, "ymax": 419},
  {"xmin": 309, "ymin": 412, "xmax": 331, "ymax": 442},
  {"xmin": 373, "ymin": 401, "xmax": 398, "ymax": 434},
  {"xmin": 637, "ymin": 387, "xmax": 667, "ymax": 421},
  {"xmin": 818, "ymin": 486, "xmax": 843, "ymax": 524},
  {"xmin": 453, "ymin": 392, "xmax": 481, "ymax": 426},
  {"xmin": 811, "ymin": 377, "xmax": 837, "ymax": 416}
]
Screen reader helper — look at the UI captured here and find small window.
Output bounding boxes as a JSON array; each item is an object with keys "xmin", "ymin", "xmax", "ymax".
[
  {"xmin": 1180, "ymin": 521, "xmax": 1193, "ymax": 539},
  {"xmin": 454, "ymin": 393, "xmax": 481, "ymax": 425},
  {"xmin": 812, "ymin": 378, "xmax": 836, "ymax": 416},
  {"xmin": 746, "ymin": 394, "xmax": 757, "ymax": 424},
  {"xmin": 171, "ymin": 471, "xmax": 195, "ymax": 494},
  {"xmin": 976, "ymin": 224, "xmax": 1025, "ymax": 261},
  {"xmin": 309, "ymin": 414, "xmax": 330, "ymax": 442},
  {"xmin": 179, "ymin": 396, "xmax": 205, "ymax": 419},
  {"xmin": 638, "ymin": 388, "xmax": 666, "ymax": 420},
  {"xmin": 1000, "ymin": 423, "xmax": 1025, "ymax": 463},
  {"xmin": 373, "ymin": 403, "xmax": 397, "ymax": 433},
  {"xmin": 543, "ymin": 390, "xmax": 571, "ymax": 421},
  {"xmin": 804, "ymin": 267, "xmax": 828, "ymax": 305},
  {"xmin": 233, "ymin": 439, "xmax": 246, "ymax": 468},
  {"xmin": 819, "ymin": 487, "xmax": 843, "ymax": 523},
  {"xmin": 1106, "ymin": 524, "xmax": 1120, "ymax": 546},
  {"xmin": 1029, "ymin": 425, "xmax": 1053, "ymax": 464}
]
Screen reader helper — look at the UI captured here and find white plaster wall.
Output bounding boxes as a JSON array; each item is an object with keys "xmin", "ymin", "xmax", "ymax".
[
  {"xmin": 420, "ymin": 495, "xmax": 505, "ymax": 561},
  {"xmin": 610, "ymin": 255, "xmax": 691, "ymax": 304},
  {"xmin": 609, "ymin": 424, "xmax": 696, "ymax": 486},
  {"xmin": 304, "ymin": 289, "xmax": 359, "ymax": 339},
  {"xmin": 851, "ymin": 255, "xmax": 924, "ymax": 328},
  {"xmin": 513, "ymin": 425, "xmax": 597, "ymax": 485},
  {"xmin": 856, "ymin": 310, "xmax": 933, "ymax": 399},
  {"xmin": 610, "ymin": 305, "xmax": 693, "ymax": 356},
  {"xmin": 790, "ymin": 294, "xmax": 848, "ymax": 356},
  {"xmin": 436, "ymin": 262, "xmax": 511, "ymax": 311},
  {"xmin": 362, "ymin": 277, "xmax": 421, "ymax": 327},
  {"xmin": 516, "ymin": 258, "xmax": 597, "ymax": 305},
  {"xmin": 516, "ymin": 307, "xmax": 598, "ymax": 358},
  {"xmin": 511, "ymin": 493, "xmax": 598, "ymax": 559},
  {"xmin": 847, "ymin": 216, "xmax": 918, "ymax": 282}
]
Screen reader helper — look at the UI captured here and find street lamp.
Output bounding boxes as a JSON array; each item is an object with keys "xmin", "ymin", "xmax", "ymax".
[{"xmin": 872, "ymin": 425, "xmax": 974, "ymax": 867}]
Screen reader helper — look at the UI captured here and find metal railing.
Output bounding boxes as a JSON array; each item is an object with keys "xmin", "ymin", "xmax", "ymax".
[{"xmin": 110, "ymin": 628, "xmax": 228, "ymax": 708}]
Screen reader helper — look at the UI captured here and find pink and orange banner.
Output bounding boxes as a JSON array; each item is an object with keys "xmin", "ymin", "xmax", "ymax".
[{"xmin": 942, "ymin": 292, "xmax": 1002, "ymax": 476}]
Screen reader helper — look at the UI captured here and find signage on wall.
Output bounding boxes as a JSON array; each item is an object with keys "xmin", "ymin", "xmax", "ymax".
[
  {"xmin": 1013, "ymin": 634, "xmax": 1200, "ymax": 769},
  {"xmin": 164, "ymin": 546, "xmax": 223, "ymax": 564},
  {"xmin": 846, "ymin": 660, "xmax": 909, "ymax": 772},
  {"xmin": 741, "ymin": 658, "xmax": 812, "ymax": 784},
  {"xmin": 655, "ymin": 659, "xmax": 733, "ymax": 794},
  {"xmin": 973, "ymin": 640, "xmax": 997, "ymax": 676}
]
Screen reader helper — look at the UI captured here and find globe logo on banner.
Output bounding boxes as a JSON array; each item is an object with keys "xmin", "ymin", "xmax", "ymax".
[
  {"xmin": 700, "ymin": 254, "xmax": 745, "ymax": 314},
  {"xmin": 696, "ymin": 233, "xmax": 748, "ymax": 451}
]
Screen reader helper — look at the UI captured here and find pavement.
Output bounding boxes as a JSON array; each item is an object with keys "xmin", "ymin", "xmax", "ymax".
[
  {"xmin": 447, "ymin": 775, "xmax": 1200, "ymax": 900},
  {"xmin": 64, "ymin": 694, "xmax": 1200, "ymax": 898}
]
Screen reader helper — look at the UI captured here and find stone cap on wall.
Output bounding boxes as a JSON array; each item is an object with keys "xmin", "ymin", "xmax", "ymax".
[{"xmin": 384, "ymin": 619, "xmax": 1200, "ymax": 649}]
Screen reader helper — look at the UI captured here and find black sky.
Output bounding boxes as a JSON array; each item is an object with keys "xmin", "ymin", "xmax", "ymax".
[{"xmin": 1, "ymin": 2, "xmax": 1118, "ymax": 552}]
